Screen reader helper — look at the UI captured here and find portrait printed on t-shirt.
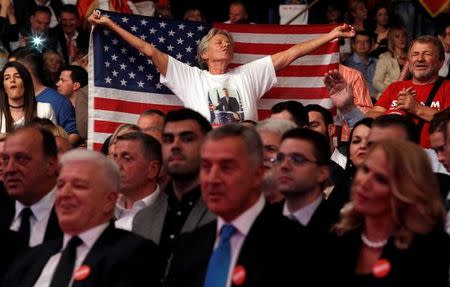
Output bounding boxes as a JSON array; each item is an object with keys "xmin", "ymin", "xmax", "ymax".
[{"xmin": 208, "ymin": 87, "xmax": 244, "ymax": 125}]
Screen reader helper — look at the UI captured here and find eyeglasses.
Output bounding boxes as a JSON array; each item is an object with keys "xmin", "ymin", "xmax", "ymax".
[{"xmin": 270, "ymin": 152, "xmax": 317, "ymax": 166}]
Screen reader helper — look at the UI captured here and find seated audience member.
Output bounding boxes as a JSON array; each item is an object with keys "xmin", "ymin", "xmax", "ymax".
[
  {"xmin": 183, "ymin": 7, "xmax": 205, "ymax": 22},
  {"xmin": 343, "ymin": 31, "xmax": 378, "ymax": 99},
  {"xmin": 437, "ymin": 21, "xmax": 450, "ymax": 78},
  {"xmin": 372, "ymin": 26, "xmax": 409, "ymax": 97},
  {"xmin": 366, "ymin": 4, "xmax": 391, "ymax": 58},
  {"xmin": 0, "ymin": 61, "xmax": 56, "ymax": 133},
  {"xmin": 1, "ymin": 126, "xmax": 62, "ymax": 249},
  {"xmin": 270, "ymin": 100, "xmax": 308, "ymax": 127},
  {"xmin": 43, "ymin": 50, "xmax": 63, "ymax": 88},
  {"xmin": 106, "ymin": 123, "xmax": 141, "ymax": 156},
  {"xmin": 4, "ymin": 149, "xmax": 161, "ymax": 286},
  {"xmin": 273, "ymin": 128, "xmax": 345, "ymax": 235},
  {"xmin": 328, "ymin": 139, "xmax": 450, "ymax": 286},
  {"xmin": 347, "ymin": 0, "xmax": 367, "ymax": 32},
  {"xmin": 111, "ymin": 132, "xmax": 162, "ymax": 232},
  {"xmin": 136, "ymin": 109, "xmax": 165, "ymax": 142},
  {"xmin": 224, "ymin": 0, "xmax": 252, "ymax": 24},
  {"xmin": 166, "ymin": 124, "xmax": 322, "ymax": 287},
  {"xmin": 367, "ymin": 35, "xmax": 450, "ymax": 148},
  {"xmin": 256, "ymin": 118, "xmax": 297, "ymax": 203},
  {"xmin": 17, "ymin": 6, "xmax": 53, "ymax": 51}
]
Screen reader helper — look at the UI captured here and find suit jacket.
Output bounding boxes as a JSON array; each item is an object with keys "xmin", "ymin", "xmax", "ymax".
[
  {"xmin": 75, "ymin": 85, "xmax": 88, "ymax": 141},
  {"xmin": 326, "ymin": 228, "xmax": 450, "ymax": 287},
  {"xmin": 3, "ymin": 223, "xmax": 161, "ymax": 287},
  {"xmin": 435, "ymin": 173, "xmax": 450, "ymax": 206},
  {"xmin": 0, "ymin": 230, "xmax": 23, "ymax": 283},
  {"xmin": 217, "ymin": 96, "xmax": 240, "ymax": 112},
  {"xmin": 166, "ymin": 204, "xmax": 322, "ymax": 287},
  {"xmin": 132, "ymin": 190, "xmax": 215, "ymax": 244}
]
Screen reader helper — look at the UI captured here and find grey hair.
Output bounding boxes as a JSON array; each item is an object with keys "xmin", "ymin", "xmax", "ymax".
[
  {"xmin": 408, "ymin": 35, "xmax": 445, "ymax": 62},
  {"xmin": 59, "ymin": 149, "xmax": 120, "ymax": 193},
  {"xmin": 197, "ymin": 28, "xmax": 234, "ymax": 69},
  {"xmin": 205, "ymin": 123, "xmax": 263, "ymax": 166},
  {"xmin": 256, "ymin": 119, "xmax": 298, "ymax": 136}
]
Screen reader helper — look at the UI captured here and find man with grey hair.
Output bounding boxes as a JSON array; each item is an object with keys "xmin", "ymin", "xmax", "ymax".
[
  {"xmin": 89, "ymin": 12, "xmax": 355, "ymax": 125},
  {"xmin": 256, "ymin": 118, "xmax": 297, "ymax": 203},
  {"xmin": 4, "ymin": 149, "xmax": 161, "ymax": 286},
  {"xmin": 166, "ymin": 124, "xmax": 321, "ymax": 287}
]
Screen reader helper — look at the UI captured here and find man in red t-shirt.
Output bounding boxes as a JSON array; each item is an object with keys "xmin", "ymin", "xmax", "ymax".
[{"xmin": 367, "ymin": 35, "xmax": 450, "ymax": 148}]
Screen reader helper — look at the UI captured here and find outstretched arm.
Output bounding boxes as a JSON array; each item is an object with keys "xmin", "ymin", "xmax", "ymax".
[
  {"xmin": 271, "ymin": 24, "xmax": 355, "ymax": 72},
  {"xmin": 88, "ymin": 11, "xmax": 169, "ymax": 76}
]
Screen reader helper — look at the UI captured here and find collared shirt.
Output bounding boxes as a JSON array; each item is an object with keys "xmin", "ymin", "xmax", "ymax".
[
  {"xmin": 33, "ymin": 222, "xmax": 109, "ymax": 287},
  {"xmin": 343, "ymin": 53, "xmax": 378, "ymax": 98},
  {"xmin": 438, "ymin": 53, "xmax": 450, "ymax": 78},
  {"xmin": 159, "ymin": 184, "xmax": 201, "ymax": 260},
  {"xmin": 114, "ymin": 185, "xmax": 161, "ymax": 231},
  {"xmin": 35, "ymin": 0, "xmax": 58, "ymax": 28},
  {"xmin": 331, "ymin": 148, "xmax": 347, "ymax": 170},
  {"xmin": 216, "ymin": 195, "xmax": 265, "ymax": 287},
  {"xmin": 10, "ymin": 188, "xmax": 56, "ymax": 247},
  {"xmin": 282, "ymin": 196, "xmax": 322, "ymax": 226}
]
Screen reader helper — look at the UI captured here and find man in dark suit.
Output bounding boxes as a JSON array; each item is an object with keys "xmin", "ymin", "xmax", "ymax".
[
  {"xmin": 274, "ymin": 128, "xmax": 344, "ymax": 235},
  {"xmin": 132, "ymin": 109, "xmax": 216, "ymax": 275},
  {"xmin": 49, "ymin": 4, "xmax": 88, "ymax": 65},
  {"xmin": 4, "ymin": 149, "xmax": 160, "ymax": 287},
  {"xmin": 216, "ymin": 88, "xmax": 240, "ymax": 113},
  {"xmin": 1, "ymin": 126, "xmax": 62, "ymax": 247},
  {"xmin": 166, "ymin": 124, "xmax": 321, "ymax": 287}
]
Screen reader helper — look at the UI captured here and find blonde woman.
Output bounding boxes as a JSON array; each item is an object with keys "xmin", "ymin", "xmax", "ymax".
[{"xmin": 328, "ymin": 139, "xmax": 449, "ymax": 286}]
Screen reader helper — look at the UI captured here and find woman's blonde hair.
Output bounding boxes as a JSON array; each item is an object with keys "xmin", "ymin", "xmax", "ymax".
[
  {"xmin": 387, "ymin": 26, "xmax": 408, "ymax": 57},
  {"xmin": 108, "ymin": 123, "xmax": 141, "ymax": 154},
  {"xmin": 334, "ymin": 139, "xmax": 446, "ymax": 249}
]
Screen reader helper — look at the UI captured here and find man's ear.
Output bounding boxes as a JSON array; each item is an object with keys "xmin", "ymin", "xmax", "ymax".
[{"xmin": 73, "ymin": 81, "xmax": 81, "ymax": 92}]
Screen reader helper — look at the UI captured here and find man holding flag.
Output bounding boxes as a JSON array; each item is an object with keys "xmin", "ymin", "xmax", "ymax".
[{"xmin": 89, "ymin": 11, "xmax": 355, "ymax": 125}]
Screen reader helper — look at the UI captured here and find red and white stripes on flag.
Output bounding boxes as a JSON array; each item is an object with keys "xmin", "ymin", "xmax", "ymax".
[{"xmin": 88, "ymin": 15, "xmax": 339, "ymax": 150}]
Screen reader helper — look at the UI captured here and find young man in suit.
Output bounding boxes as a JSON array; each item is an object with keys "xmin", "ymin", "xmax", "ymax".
[
  {"xmin": 132, "ymin": 109, "xmax": 216, "ymax": 274},
  {"xmin": 4, "ymin": 149, "xmax": 160, "ymax": 286},
  {"xmin": 166, "ymin": 124, "xmax": 321, "ymax": 287},
  {"xmin": 2, "ymin": 126, "xmax": 62, "ymax": 247}
]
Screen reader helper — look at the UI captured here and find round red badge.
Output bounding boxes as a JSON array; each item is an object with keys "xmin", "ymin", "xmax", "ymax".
[
  {"xmin": 74, "ymin": 265, "xmax": 91, "ymax": 281},
  {"xmin": 232, "ymin": 265, "xmax": 246, "ymax": 286},
  {"xmin": 372, "ymin": 259, "xmax": 391, "ymax": 278}
]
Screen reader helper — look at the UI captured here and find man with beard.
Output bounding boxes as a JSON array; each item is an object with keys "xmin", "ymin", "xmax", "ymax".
[
  {"xmin": 133, "ymin": 108, "xmax": 215, "ymax": 277},
  {"xmin": 256, "ymin": 119, "xmax": 297, "ymax": 203},
  {"xmin": 367, "ymin": 35, "xmax": 450, "ymax": 148}
]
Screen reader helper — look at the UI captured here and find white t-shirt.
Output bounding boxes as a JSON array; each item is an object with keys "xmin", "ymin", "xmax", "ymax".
[
  {"xmin": 160, "ymin": 55, "xmax": 277, "ymax": 124},
  {"xmin": 0, "ymin": 102, "xmax": 56, "ymax": 133}
]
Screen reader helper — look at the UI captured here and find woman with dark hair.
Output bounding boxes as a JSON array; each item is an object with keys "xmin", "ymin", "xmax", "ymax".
[
  {"xmin": 344, "ymin": 117, "xmax": 373, "ymax": 182},
  {"xmin": 0, "ymin": 61, "xmax": 55, "ymax": 132},
  {"xmin": 328, "ymin": 139, "xmax": 450, "ymax": 286},
  {"xmin": 367, "ymin": 4, "xmax": 391, "ymax": 58}
]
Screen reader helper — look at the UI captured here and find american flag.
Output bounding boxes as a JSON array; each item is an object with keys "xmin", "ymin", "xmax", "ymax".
[{"xmin": 88, "ymin": 10, "xmax": 339, "ymax": 150}]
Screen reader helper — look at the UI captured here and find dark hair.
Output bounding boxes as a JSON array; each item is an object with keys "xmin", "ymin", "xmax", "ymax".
[
  {"xmin": 140, "ymin": 109, "xmax": 165, "ymax": 118},
  {"xmin": 9, "ymin": 48, "xmax": 45, "ymax": 82},
  {"xmin": 345, "ymin": 117, "xmax": 374, "ymax": 175},
  {"xmin": 12, "ymin": 125, "xmax": 57, "ymax": 159},
  {"xmin": 429, "ymin": 107, "xmax": 450, "ymax": 134},
  {"xmin": 206, "ymin": 123, "xmax": 263, "ymax": 166},
  {"xmin": 305, "ymin": 104, "xmax": 333, "ymax": 126},
  {"xmin": 59, "ymin": 4, "xmax": 79, "ymax": 18},
  {"xmin": 0, "ymin": 62, "xmax": 37, "ymax": 132},
  {"xmin": 352, "ymin": 30, "xmax": 373, "ymax": 44},
  {"xmin": 63, "ymin": 65, "xmax": 88, "ymax": 87},
  {"xmin": 271, "ymin": 100, "xmax": 308, "ymax": 127},
  {"xmin": 116, "ymin": 132, "xmax": 162, "ymax": 164},
  {"xmin": 32, "ymin": 5, "xmax": 52, "ymax": 17},
  {"xmin": 282, "ymin": 128, "xmax": 330, "ymax": 166},
  {"xmin": 373, "ymin": 114, "xmax": 419, "ymax": 143},
  {"xmin": 30, "ymin": 117, "xmax": 56, "ymax": 128},
  {"xmin": 165, "ymin": 108, "xmax": 212, "ymax": 135}
]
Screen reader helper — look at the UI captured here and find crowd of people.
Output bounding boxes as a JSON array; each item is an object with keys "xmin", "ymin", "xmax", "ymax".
[{"xmin": 0, "ymin": 0, "xmax": 449, "ymax": 286}]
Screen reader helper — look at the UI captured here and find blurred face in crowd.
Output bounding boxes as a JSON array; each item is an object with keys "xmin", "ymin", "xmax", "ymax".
[
  {"xmin": 258, "ymin": 130, "xmax": 282, "ymax": 202},
  {"xmin": 184, "ymin": 8, "xmax": 203, "ymax": 22},
  {"xmin": 137, "ymin": 114, "xmax": 164, "ymax": 142},
  {"xmin": 201, "ymin": 136, "xmax": 263, "ymax": 222},
  {"xmin": 3, "ymin": 67, "xmax": 25, "ymax": 103},
  {"xmin": 30, "ymin": 11, "xmax": 51, "ymax": 34},
  {"xmin": 353, "ymin": 34, "xmax": 371, "ymax": 56},
  {"xmin": 44, "ymin": 51, "xmax": 63, "ymax": 74},
  {"xmin": 408, "ymin": 41, "xmax": 443, "ymax": 83},
  {"xmin": 352, "ymin": 2, "xmax": 367, "ymax": 21},
  {"xmin": 3, "ymin": 128, "xmax": 57, "ymax": 205},
  {"xmin": 56, "ymin": 160, "xmax": 117, "ymax": 235},
  {"xmin": 60, "ymin": 11, "xmax": 78, "ymax": 35},
  {"xmin": 393, "ymin": 30, "xmax": 407, "ymax": 50},
  {"xmin": 228, "ymin": 2, "xmax": 248, "ymax": 24},
  {"xmin": 430, "ymin": 130, "xmax": 450, "ymax": 171},
  {"xmin": 162, "ymin": 120, "xmax": 204, "ymax": 179},
  {"xmin": 352, "ymin": 148, "xmax": 392, "ymax": 218},
  {"xmin": 375, "ymin": 7, "xmax": 389, "ymax": 27},
  {"xmin": 349, "ymin": 124, "xmax": 371, "ymax": 168}
]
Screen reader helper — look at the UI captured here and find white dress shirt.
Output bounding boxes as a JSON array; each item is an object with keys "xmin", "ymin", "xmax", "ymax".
[
  {"xmin": 114, "ymin": 186, "xmax": 161, "ymax": 231},
  {"xmin": 10, "ymin": 188, "xmax": 56, "ymax": 247},
  {"xmin": 33, "ymin": 222, "xmax": 109, "ymax": 287},
  {"xmin": 215, "ymin": 195, "xmax": 265, "ymax": 287},
  {"xmin": 331, "ymin": 148, "xmax": 347, "ymax": 169},
  {"xmin": 282, "ymin": 196, "xmax": 322, "ymax": 226}
]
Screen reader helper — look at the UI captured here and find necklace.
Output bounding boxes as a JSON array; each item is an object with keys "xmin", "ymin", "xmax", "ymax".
[
  {"xmin": 9, "ymin": 104, "xmax": 24, "ymax": 109},
  {"xmin": 361, "ymin": 233, "xmax": 388, "ymax": 249}
]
